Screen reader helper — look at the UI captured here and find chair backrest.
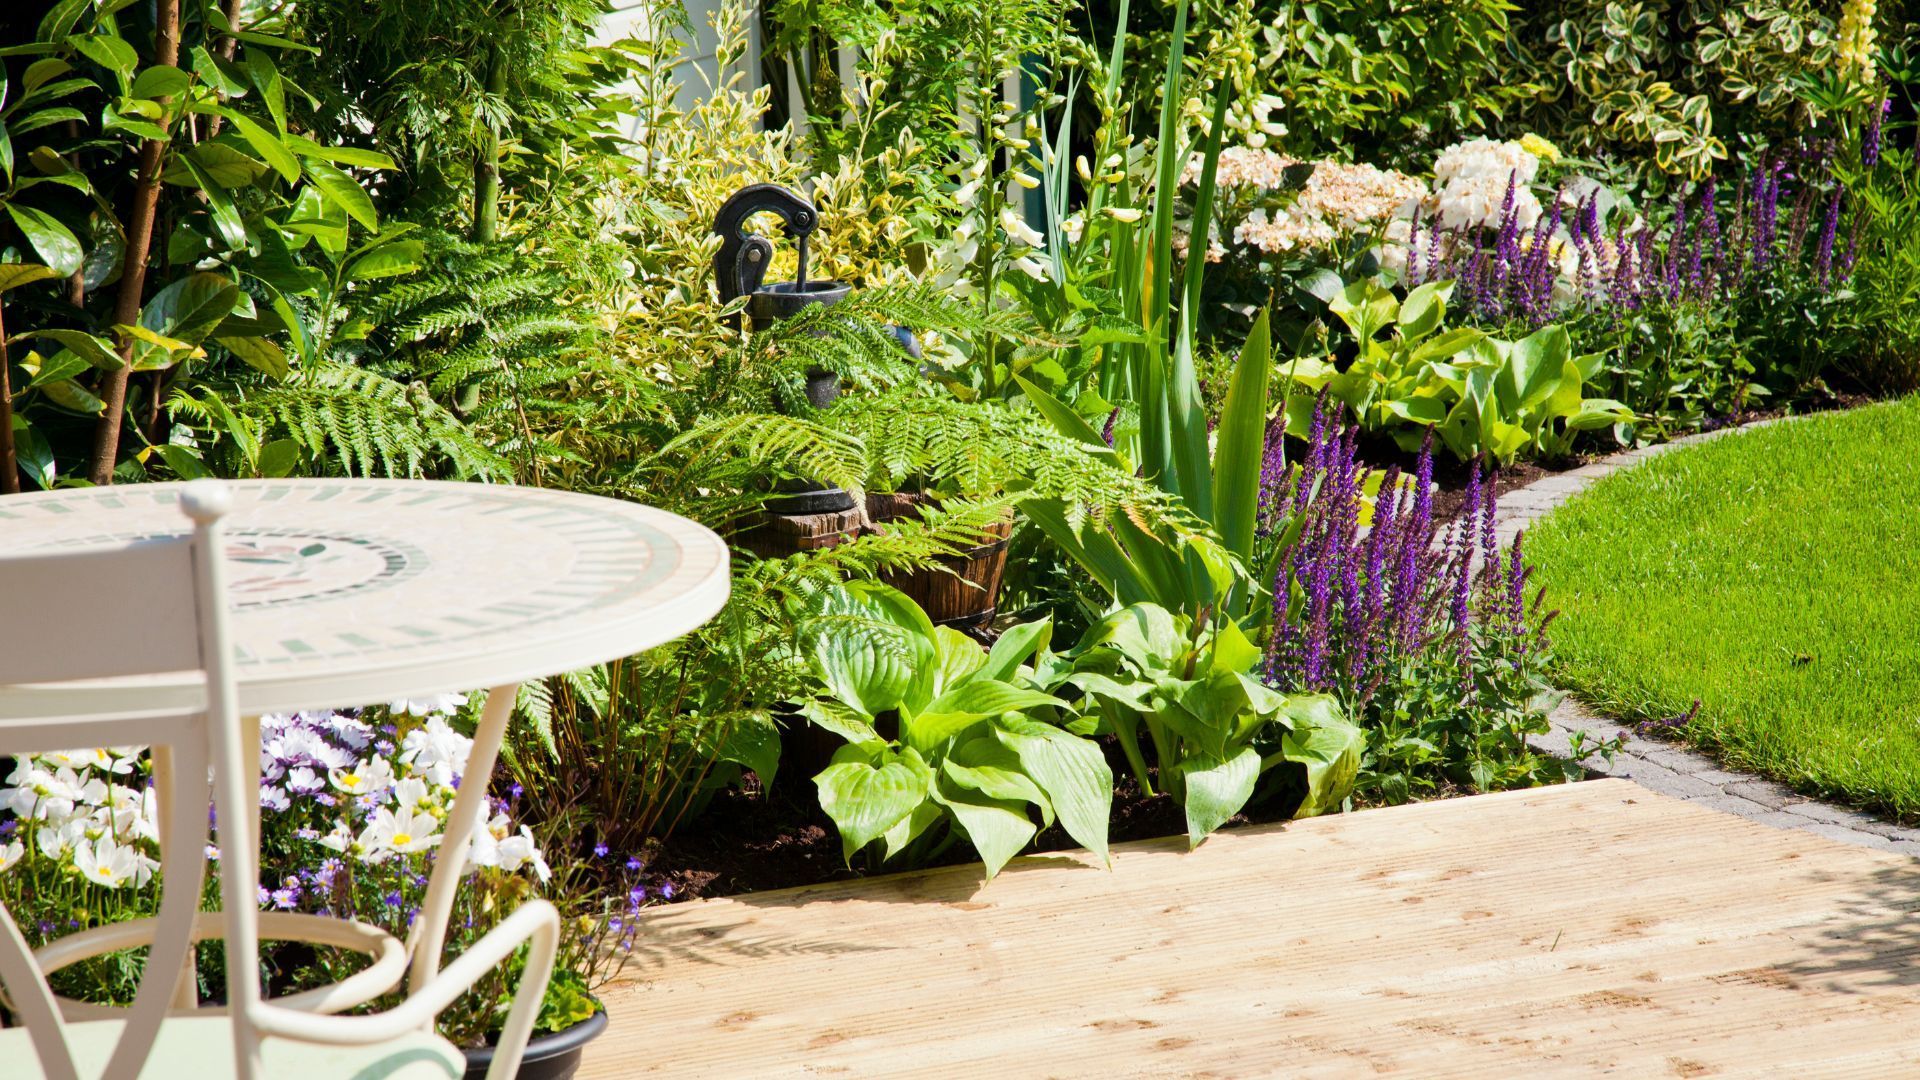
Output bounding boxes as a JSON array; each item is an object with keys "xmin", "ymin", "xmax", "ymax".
[
  {"xmin": 0, "ymin": 516, "xmax": 207, "ymax": 688},
  {"xmin": 0, "ymin": 481, "xmax": 234, "ymax": 1080}
]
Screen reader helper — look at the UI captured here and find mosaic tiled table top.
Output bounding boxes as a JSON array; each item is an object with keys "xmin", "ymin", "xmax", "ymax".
[{"xmin": 0, "ymin": 480, "xmax": 728, "ymax": 716}]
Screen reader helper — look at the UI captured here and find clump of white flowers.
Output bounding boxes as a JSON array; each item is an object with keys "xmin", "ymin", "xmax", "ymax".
[
  {"xmin": 1, "ymin": 698, "xmax": 550, "ymax": 916},
  {"xmin": 2, "ymin": 748, "xmax": 159, "ymax": 891}
]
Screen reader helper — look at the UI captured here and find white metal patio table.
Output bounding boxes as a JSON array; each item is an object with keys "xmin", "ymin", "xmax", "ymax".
[{"xmin": 0, "ymin": 478, "xmax": 728, "ymax": 1006}]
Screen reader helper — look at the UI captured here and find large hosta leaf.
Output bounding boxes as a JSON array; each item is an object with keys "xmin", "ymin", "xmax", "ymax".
[
  {"xmin": 1281, "ymin": 695, "xmax": 1363, "ymax": 818},
  {"xmin": 935, "ymin": 779, "xmax": 1038, "ymax": 880},
  {"xmin": 803, "ymin": 586, "xmax": 931, "ymax": 719},
  {"xmin": 814, "ymin": 744, "xmax": 933, "ymax": 863},
  {"xmin": 993, "ymin": 716, "xmax": 1111, "ymax": 865},
  {"xmin": 944, "ymin": 740, "xmax": 1052, "ymax": 824},
  {"xmin": 1178, "ymin": 746, "xmax": 1260, "ymax": 847}
]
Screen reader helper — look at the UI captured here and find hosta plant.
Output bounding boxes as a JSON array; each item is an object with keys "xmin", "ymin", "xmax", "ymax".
[
  {"xmin": 798, "ymin": 582, "xmax": 1111, "ymax": 878},
  {"xmin": 1284, "ymin": 279, "xmax": 1630, "ymax": 463},
  {"xmin": 1034, "ymin": 602, "xmax": 1363, "ymax": 845}
]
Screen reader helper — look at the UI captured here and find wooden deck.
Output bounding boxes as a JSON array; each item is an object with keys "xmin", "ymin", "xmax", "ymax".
[{"xmin": 583, "ymin": 779, "xmax": 1920, "ymax": 1078}]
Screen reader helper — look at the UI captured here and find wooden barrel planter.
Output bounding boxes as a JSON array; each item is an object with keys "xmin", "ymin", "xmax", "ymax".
[
  {"xmin": 731, "ymin": 503, "xmax": 865, "ymax": 561},
  {"xmin": 866, "ymin": 493, "xmax": 1014, "ymax": 639}
]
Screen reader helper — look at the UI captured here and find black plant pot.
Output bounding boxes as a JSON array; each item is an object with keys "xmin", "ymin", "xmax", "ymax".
[{"xmin": 462, "ymin": 1008, "xmax": 608, "ymax": 1080}]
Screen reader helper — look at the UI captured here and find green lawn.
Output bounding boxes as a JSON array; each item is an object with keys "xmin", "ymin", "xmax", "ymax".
[{"xmin": 1528, "ymin": 398, "xmax": 1920, "ymax": 818}]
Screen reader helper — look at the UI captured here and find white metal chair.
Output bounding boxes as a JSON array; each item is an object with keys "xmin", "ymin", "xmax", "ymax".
[{"xmin": 0, "ymin": 480, "xmax": 559, "ymax": 1079}]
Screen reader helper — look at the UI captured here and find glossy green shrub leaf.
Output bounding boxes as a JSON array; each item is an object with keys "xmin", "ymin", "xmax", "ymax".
[
  {"xmin": 38, "ymin": 377, "xmax": 101, "ymax": 413},
  {"xmin": 5, "ymin": 204, "xmax": 82, "ymax": 276},
  {"xmin": 343, "ymin": 239, "xmax": 424, "ymax": 282},
  {"xmin": 129, "ymin": 65, "xmax": 190, "ymax": 100},
  {"xmin": 0, "ymin": 263, "xmax": 67, "ymax": 292},
  {"xmin": 303, "ymin": 160, "xmax": 378, "ymax": 232},
  {"xmin": 216, "ymin": 335, "xmax": 288, "ymax": 379},
  {"xmin": 142, "ymin": 272, "xmax": 239, "ymax": 346},
  {"xmin": 23, "ymin": 329, "xmax": 119, "ymax": 370},
  {"xmin": 221, "ymin": 109, "xmax": 299, "ymax": 182}
]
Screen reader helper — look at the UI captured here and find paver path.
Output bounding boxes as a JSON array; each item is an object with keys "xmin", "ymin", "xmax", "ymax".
[{"xmin": 1495, "ymin": 417, "xmax": 1920, "ymax": 856}]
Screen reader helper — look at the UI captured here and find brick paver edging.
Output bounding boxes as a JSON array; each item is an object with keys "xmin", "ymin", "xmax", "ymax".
[{"xmin": 1495, "ymin": 416, "xmax": 1920, "ymax": 856}]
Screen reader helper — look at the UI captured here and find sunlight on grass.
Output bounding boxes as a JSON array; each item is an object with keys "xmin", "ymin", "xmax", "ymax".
[{"xmin": 1530, "ymin": 398, "xmax": 1920, "ymax": 818}]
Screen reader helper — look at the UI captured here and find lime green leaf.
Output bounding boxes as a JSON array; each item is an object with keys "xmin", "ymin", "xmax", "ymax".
[
  {"xmin": 978, "ymin": 619, "xmax": 1052, "ymax": 683},
  {"xmin": 1280, "ymin": 695, "xmax": 1363, "ymax": 818},
  {"xmin": 934, "ymin": 780, "xmax": 1036, "ymax": 879},
  {"xmin": 814, "ymin": 745, "xmax": 933, "ymax": 863},
  {"xmin": 945, "ymin": 740, "xmax": 1051, "ymax": 818}
]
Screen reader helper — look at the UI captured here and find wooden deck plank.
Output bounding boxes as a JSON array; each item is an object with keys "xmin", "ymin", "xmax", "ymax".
[{"xmin": 583, "ymin": 780, "xmax": 1920, "ymax": 1078}]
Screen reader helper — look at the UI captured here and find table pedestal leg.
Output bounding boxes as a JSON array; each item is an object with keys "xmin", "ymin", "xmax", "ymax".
[{"xmin": 407, "ymin": 683, "xmax": 519, "ymax": 1000}]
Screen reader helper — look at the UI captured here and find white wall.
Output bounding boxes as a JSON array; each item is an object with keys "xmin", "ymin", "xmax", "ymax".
[{"xmin": 594, "ymin": 0, "xmax": 762, "ymax": 139}]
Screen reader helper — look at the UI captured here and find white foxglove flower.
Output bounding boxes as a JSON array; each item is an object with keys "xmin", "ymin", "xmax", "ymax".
[{"xmin": 999, "ymin": 208, "xmax": 1045, "ymax": 248}]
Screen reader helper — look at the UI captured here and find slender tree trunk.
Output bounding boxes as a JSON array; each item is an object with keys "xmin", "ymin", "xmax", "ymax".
[
  {"xmin": 471, "ymin": 47, "xmax": 506, "ymax": 243},
  {"xmin": 204, "ymin": 0, "xmax": 248, "ymax": 139},
  {"xmin": 1, "ymin": 297, "xmax": 19, "ymax": 494},
  {"xmin": 88, "ymin": 0, "xmax": 180, "ymax": 485}
]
